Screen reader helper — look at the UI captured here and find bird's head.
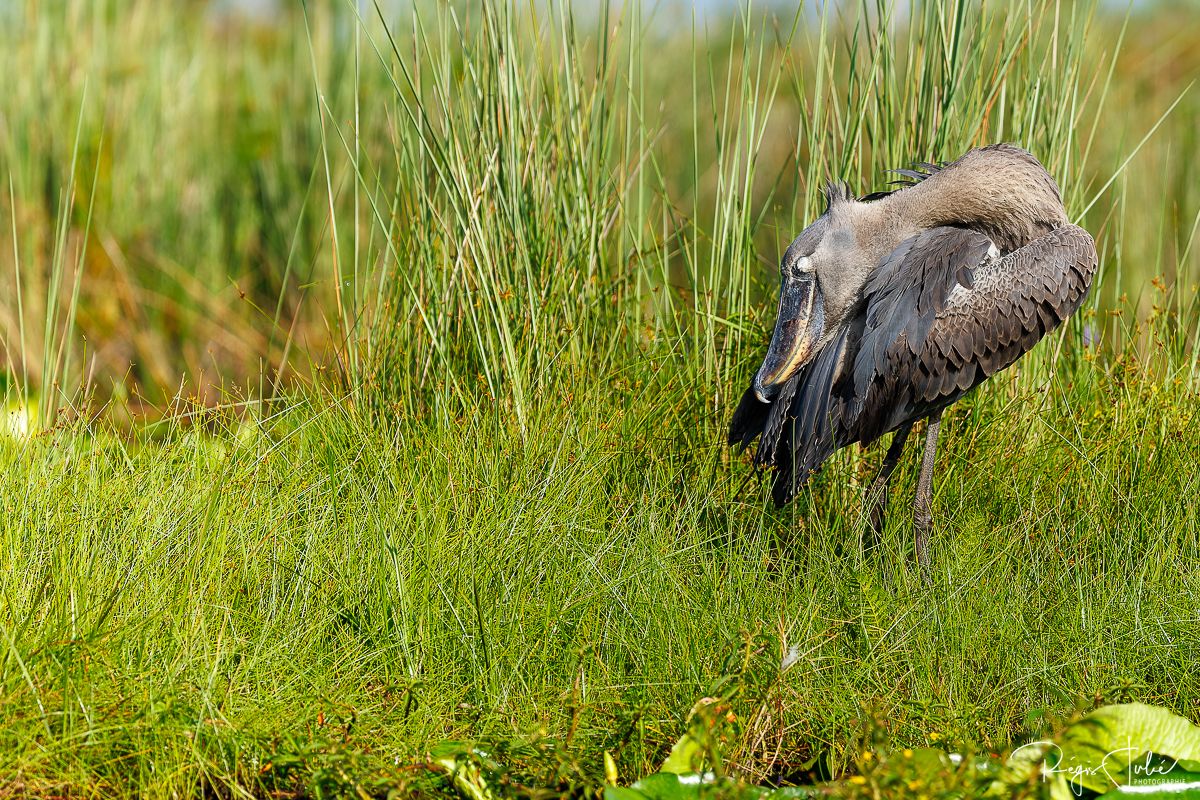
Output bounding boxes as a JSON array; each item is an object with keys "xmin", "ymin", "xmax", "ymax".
[
  {"xmin": 749, "ymin": 144, "xmax": 1067, "ymax": 404},
  {"xmin": 752, "ymin": 185, "xmax": 892, "ymax": 402}
]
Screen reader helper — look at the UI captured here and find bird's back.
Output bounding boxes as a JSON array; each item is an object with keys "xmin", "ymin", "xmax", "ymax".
[{"xmin": 730, "ymin": 146, "xmax": 1097, "ymax": 506}]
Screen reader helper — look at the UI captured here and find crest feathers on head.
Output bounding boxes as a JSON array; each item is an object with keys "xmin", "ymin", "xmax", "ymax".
[{"xmin": 822, "ymin": 181, "xmax": 853, "ymax": 210}]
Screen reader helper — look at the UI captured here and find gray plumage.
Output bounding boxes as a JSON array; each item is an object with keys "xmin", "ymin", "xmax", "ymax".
[{"xmin": 729, "ymin": 144, "xmax": 1097, "ymax": 561}]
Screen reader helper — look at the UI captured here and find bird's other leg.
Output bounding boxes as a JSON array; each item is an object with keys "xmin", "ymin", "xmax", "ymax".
[
  {"xmin": 866, "ymin": 423, "xmax": 912, "ymax": 549},
  {"xmin": 913, "ymin": 409, "xmax": 943, "ymax": 579}
]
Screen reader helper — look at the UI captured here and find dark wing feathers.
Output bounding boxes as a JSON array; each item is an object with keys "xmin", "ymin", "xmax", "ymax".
[
  {"xmin": 762, "ymin": 328, "xmax": 850, "ymax": 506},
  {"xmin": 728, "ymin": 223, "xmax": 1097, "ymax": 505},
  {"xmin": 846, "ymin": 224, "xmax": 1097, "ymax": 442},
  {"xmin": 863, "ymin": 161, "xmax": 946, "ymax": 202},
  {"xmin": 727, "ymin": 360, "xmax": 804, "ymax": 457},
  {"xmin": 887, "ymin": 160, "xmax": 946, "ymax": 186},
  {"xmin": 727, "ymin": 384, "xmax": 768, "ymax": 451},
  {"xmin": 760, "ymin": 368, "xmax": 801, "ymax": 464},
  {"xmin": 853, "ymin": 227, "xmax": 991, "ymax": 404}
]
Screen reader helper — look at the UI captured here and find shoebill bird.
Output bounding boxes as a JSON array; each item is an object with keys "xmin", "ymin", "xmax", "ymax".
[{"xmin": 728, "ymin": 143, "xmax": 1097, "ymax": 571}]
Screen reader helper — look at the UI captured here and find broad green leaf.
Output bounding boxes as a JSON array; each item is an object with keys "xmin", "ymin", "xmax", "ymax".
[
  {"xmin": 429, "ymin": 744, "xmax": 500, "ymax": 800},
  {"xmin": 1097, "ymin": 789, "xmax": 1200, "ymax": 798},
  {"xmin": 660, "ymin": 732, "xmax": 706, "ymax": 775},
  {"xmin": 605, "ymin": 773, "xmax": 799, "ymax": 800},
  {"xmin": 1097, "ymin": 781, "xmax": 1200, "ymax": 797},
  {"xmin": 621, "ymin": 773, "xmax": 703, "ymax": 800},
  {"xmin": 1053, "ymin": 704, "xmax": 1200, "ymax": 795},
  {"xmin": 908, "ymin": 747, "xmax": 953, "ymax": 775},
  {"xmin": 605, "ymin": 787, "xmax": 655, "ymax": 800},
  {"xmin": 1095, "ymin": 755, "xmax": 1200, "ymax": 797}
]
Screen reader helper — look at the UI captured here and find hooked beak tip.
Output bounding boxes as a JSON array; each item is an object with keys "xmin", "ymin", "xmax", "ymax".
[
  {"xmin": 752, "ymin": 376, "xmax": 773, "ymax": 404},
  {"xmin": 752, "ymin": 273, "xmax": 824, "ymax": 405}
]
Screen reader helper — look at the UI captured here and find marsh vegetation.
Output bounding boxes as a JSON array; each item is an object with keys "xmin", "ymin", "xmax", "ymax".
[{"xmin": 0, "ymin": 0, "xmax": 1197, "ymax": 796}]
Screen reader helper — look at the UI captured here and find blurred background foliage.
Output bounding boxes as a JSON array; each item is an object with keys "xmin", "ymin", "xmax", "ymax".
[{"xmin": 0, "ymin": 0, "xmax": 1196, "ymax": 420}]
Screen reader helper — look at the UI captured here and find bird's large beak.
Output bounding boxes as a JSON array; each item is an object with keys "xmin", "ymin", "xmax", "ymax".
[{"xmin": 752, "ymin": 276, "xmax": 824, "ymax": 402}]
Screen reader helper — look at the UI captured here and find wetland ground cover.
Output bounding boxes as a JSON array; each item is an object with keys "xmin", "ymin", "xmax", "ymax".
[{"xmin": 1, "ymin": 0, "xmax": 1198, "ymax": 796}]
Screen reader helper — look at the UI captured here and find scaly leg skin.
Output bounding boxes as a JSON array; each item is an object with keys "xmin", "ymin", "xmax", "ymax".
[
  {"xmin": 914, "ymin": 410, "xmax": 943, "ymax": 581},
  {"xmin": 866, "ymin": 423, "xmax": 912, "ymax": 550}
]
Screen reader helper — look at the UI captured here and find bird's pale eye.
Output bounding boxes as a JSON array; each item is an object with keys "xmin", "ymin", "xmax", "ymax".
[{"xmin": 794, "ymin": 256, "xmax": 814, "ymax": 275}]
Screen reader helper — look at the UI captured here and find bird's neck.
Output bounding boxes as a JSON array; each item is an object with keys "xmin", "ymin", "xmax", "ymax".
[{"xmin": 879, "ymin": 158, "xmax": 1068, "ymax": 252}]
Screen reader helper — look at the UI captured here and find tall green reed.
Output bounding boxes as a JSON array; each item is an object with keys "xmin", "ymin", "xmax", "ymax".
[
  {"xmin": 330, "ymin": 0, "xmax": 1142, "ymax": 431},
  {"xmin": 3, "ymin": 0, "xmax": 1193, "ymax": 422}
]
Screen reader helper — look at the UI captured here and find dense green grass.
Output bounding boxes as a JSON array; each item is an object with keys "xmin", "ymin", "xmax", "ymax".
[
  {"xmin": 2, "ymin": 337, "xmax": 1198, "ymax": 796},
  {"xmin": 1, "ymin": 0, "xmax": 1199, "ymax": 797}
]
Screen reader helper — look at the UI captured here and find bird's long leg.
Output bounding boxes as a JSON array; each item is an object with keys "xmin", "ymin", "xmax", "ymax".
[
  {"xmin": 913, "ymin": 409, "xmax": 943, "ymax": 578},
  {"xmin": 866, "ymin": 423, "xmax": 912, "ymax": 549}
]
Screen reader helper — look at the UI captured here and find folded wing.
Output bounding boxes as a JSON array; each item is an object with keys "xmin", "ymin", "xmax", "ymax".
[
  {"xmin": 844, "ymin": 224, "xmax": 1097, "ymax": 445},
  {"xmin": 729, "ymin": 224, "xmax": 1097, "ymax": 505}
]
